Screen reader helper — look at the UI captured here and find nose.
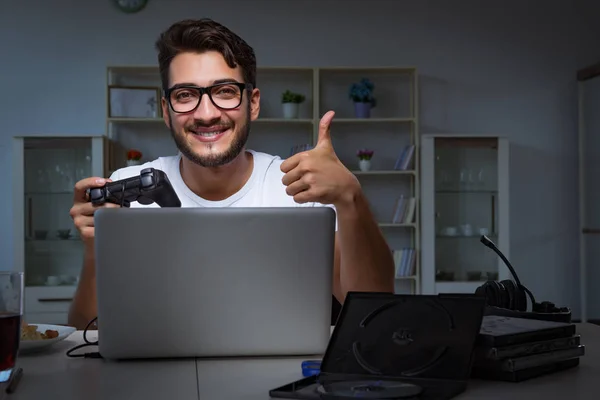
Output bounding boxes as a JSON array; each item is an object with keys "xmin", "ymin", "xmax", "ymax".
[{"xmin": 193, "ymin": 93, "xmax": 221, "ymax": 121}]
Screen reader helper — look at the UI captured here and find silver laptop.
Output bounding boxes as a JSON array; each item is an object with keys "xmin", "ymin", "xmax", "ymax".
[{"xmin": 93, "ymin": 207, "xmax": 335, "ymax": 360}]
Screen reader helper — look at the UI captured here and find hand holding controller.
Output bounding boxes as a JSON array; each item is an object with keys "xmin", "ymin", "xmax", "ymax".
[{"xmin": 88, "ymin": 168, "xmax": 181, "ymax": 208}]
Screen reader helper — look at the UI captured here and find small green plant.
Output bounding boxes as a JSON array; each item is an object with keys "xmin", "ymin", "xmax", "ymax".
[
  {"xmin": 282, "ymin": 90, "xmax": 305, "ymax": 103},
  {"xmin": 357, "ymin": 149, "xmax": 374, "ymax": 160},
  {"xmin": 349, "ymin": 78, "xmax": 376, "ymax": 106}
]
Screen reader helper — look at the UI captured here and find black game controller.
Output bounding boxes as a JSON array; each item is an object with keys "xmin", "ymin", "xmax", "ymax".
[{"xmin": 88, "ymin": 168, "xmax": 181, "ymax": 208}]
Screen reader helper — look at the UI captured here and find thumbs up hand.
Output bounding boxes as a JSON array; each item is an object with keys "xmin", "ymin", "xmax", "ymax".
[{"xmin": 280, "ymin": 110, "xmax": 360, "ymax": 206}]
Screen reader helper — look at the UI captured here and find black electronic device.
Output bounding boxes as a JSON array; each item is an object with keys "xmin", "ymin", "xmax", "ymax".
[
  {"xmin": 88, "ymin": 168, "xmax": 181, "ymax": 208},
  {"xmin": 470, "ymin": 316, "xmax": 583, "ymax": 382},
  {"xmin": 269, "ymin": 292, "xmax": 487, "ymax": 400},
  {"xmin": 475, "ymin": 235, "xmax": 571, "ymax": 323}
]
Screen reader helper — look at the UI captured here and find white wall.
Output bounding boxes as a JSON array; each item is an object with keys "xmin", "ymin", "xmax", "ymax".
[{"xmin": 1, "ymin": 0, "xmax": 599, "ymax": 318}]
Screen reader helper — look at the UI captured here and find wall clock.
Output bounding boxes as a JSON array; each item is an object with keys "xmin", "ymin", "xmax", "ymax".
[{"xmin": 113, "ymin": 0, "xmax": 148, "ymax": 13}]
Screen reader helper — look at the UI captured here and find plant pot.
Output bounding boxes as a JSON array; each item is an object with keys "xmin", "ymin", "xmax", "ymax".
[
  {"xmin": 126, "ymin": 159, "xmax": 142, "ymax": 167},
  {"xmin": 282, "ymin": 102, "xmax": 300, "ymax": 119},
  {"xmin": 354, "ymin": 102, "xmax": 371, "ymax": 118},
  {"xmin": 358, "ymin": 159, "xmax": 371, "ymax": 172}
]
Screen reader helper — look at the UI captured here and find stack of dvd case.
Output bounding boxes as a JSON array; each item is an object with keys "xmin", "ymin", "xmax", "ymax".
[{"xmin": 471, "ymin": 315, "xmax": 585, "ymax": 382}]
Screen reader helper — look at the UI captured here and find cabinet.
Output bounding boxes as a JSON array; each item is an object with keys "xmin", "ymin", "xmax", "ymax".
[
  {"xmin": 12, "ymin": 135, "xmax": 119, "ymax": 324},
  {"xmin": 105, "ymin": 65, "xmax": 420, "ymax": 294},
  {"xmin": 420, "ymin": 135, "xmax": 510, "ymax": 294}
]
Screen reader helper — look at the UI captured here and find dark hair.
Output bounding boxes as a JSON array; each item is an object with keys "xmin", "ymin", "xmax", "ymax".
[{"xmin": 155, "ymin": 18, "xmax": 256, "ymax": 92}]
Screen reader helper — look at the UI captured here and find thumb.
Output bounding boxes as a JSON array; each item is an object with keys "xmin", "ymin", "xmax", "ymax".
[{"xmin": 316, "ymin": 110, "xmax": 335, "ymax": 148}]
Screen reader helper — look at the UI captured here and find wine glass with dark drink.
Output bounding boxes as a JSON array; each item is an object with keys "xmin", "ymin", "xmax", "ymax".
[{"xmin": 0, "ymin": 272, "xmax": 23, "ymax": 393}]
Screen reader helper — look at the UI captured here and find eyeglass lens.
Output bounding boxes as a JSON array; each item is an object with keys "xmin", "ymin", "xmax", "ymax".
[{"xmin": 170, "ymin": 84, "xmax": 242, "ymax": 112}]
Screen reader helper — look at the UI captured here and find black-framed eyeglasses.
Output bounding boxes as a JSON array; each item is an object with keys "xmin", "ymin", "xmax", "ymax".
[{"xmin": 165, "ymin": 82, "xmax": 253, "ymax": 113}]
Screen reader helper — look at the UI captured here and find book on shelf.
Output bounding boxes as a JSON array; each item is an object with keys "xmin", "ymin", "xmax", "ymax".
[
  {"xmin": 392, "ymin": 195, "xmax": 416, "ymax": 224},
  {"xmin": 393, "ymin": 144, "xmax": 415, "ymax": 170},
  {"xmin": 393, "ymin": 248, "xmax": 416, "ymax": 277}
]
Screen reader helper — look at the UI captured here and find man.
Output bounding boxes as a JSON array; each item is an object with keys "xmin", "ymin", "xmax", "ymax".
[{"xmin": 68, "ymin": 18, "xmax": 395, "ymax": 330}]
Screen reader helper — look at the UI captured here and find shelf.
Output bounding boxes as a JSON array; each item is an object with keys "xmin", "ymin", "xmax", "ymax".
[
  {"xmin": 108, "ymin": 117, "xmax": 163, "ymax": 123},
  {"xmin": 332, "ymin": 118, "xmax": 415, "ymax": 123},
  {"xmin": 25, "ymin": 191, "xmax": 73, "ymax": 195},
  {"xmin": 379, "ymin": 223, "xmax": 416, "ymax": 228},
  {"xmin": 352, "ymin": 170, "xmax": 415, "ymax": 176},
  {"xmin": 436, "ymin": 189, "xmax": 497, "ymax": 194},
  {"xmin": 255, "ymin": 118, "xmax": 313, "ymax": 124},
  {"xmin": 395, "ymin": 275, "xmax": 418, "ymax": 280},
  {"xmin": 421, "ymin": 135, "xmax": 509, "ymax": 295}
]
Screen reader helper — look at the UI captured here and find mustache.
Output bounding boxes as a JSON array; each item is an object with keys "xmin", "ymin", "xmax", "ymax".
[{"xmin": 186, "ymin": 120, "xmax": 232, "ymax": 130}]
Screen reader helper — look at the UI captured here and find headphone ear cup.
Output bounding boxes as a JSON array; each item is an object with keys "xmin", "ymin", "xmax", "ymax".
[
  {"xmin": 510, "ymin": 282, "xmax": 528, "ymax": 312},
  {"xmin": 476, "ymin": 281, "xmax": 495, "ymax": 307},
  {"xmin": 475, "ymin": 284, "xmax": 487, "ymax": 299},
  {"xmin": 488, "ymin": 281, "xmax": 503, "ymax": 308},
  {"xmin": 499, "ymin": 280, "xmax": 514, "ymax": 310},
  {"xmin": 500, "ymin": 280, "xmax": 527, "ymax": 311},
  {"xmin": 495, "ymin": 281, "xmax": 510, "ymax": 309}
]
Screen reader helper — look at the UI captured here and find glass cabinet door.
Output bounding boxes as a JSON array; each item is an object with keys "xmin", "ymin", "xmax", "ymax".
[
  {"xmin": 21, "ymin": 137, "xmax": 94, "ymax": 288},
  {"xmin": 433, "ymin": 137, "xmax": 502, "ymax": 285}
]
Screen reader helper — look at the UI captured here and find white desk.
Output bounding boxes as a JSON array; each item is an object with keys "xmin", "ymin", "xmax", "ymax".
[{"xmin": 8, "ymin": 324, "xmax": 600, "ymax": 400}]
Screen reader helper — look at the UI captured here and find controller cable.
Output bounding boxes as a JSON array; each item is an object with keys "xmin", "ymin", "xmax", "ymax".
[{"xmin": 65, "ymin": 316, "xmax": 102, "ymax": 359}]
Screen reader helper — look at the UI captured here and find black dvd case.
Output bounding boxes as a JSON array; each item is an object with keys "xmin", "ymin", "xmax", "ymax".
[{"xmin": 269, "ymin": 292, "xmax": 487, "ymax": 400}]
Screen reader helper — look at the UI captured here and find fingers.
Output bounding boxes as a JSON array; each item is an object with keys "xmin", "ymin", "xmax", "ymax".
[
  {"xmin": 70, "ymin": 202, "xmax": 119, "ymax": 242},
  {"xmin": 73, "ymin": 177, "xmax": 111, "ymax": 203},
  {"xmin": 285, "ymin": 179, "xmax": 309, "ymax": 197},
  {"xmin": 281, "ymin": 166, "xmax": 305, "ymax": 186},
  {"xmin": 316, "ymin": 111, "xmax": 335, "ymax": 149},
  {"xmin": 280, "ymin": 153, "xmax": 303, "ymax": 174}
]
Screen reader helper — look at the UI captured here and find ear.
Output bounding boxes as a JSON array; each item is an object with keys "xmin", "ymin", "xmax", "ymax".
[
  {"xmin": 161, "ymin": 97, "xmax": 171, "ymax": 129},
  {"xmin": 249, "ymin": 88, "xmax": 261, "ymax": 121}
]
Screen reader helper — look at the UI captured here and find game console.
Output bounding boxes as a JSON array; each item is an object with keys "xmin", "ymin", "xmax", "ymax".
[
  {"xmin": 269, "ymin": 292, "xmax": 487, "ymax": 400},
  {"xmin": 88, "ymin": 167, "xmax": 181, "ymax": 208},
  {"xmin": 475, "ymin": 235, "xmax": 572, "ymax": 323}
]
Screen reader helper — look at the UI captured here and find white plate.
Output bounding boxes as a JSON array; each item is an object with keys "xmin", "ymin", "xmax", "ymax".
[{"xmin": 19, "ymin": 324, "xmax": 76, "ymax": 354}]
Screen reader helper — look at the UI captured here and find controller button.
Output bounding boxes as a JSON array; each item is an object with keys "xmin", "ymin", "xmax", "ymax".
[
  {"xmin": 89, "ymin": 188, "xmax": 103, "ymax": 201},
  {"xmin": 140, "ymin": 175, "xmax": 153, "ymax": 188},
  {"xmin": 137, "ymin": 196, "xmax": 153, "ymax": 205}
]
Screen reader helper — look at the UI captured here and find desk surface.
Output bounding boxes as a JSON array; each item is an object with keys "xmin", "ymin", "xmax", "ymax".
[{"xmin": 9, "ymin": 323, "xmax": 600, "ymax": 400}]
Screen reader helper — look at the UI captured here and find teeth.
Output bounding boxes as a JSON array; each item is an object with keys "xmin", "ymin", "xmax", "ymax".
[{"xmin": 195, "ymin": 131, "xmax": 222, "ymax": 136}]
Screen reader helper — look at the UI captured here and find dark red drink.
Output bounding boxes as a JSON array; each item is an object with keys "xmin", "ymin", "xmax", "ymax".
[{"xmin": 0, "ymin": 313, "xmax": 21, "ymax": 372}]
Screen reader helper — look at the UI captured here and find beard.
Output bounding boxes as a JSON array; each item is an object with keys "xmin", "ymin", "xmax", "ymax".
[{"xmin": 168, "ymin": 111, "xmax": 250, "ymax": 168}]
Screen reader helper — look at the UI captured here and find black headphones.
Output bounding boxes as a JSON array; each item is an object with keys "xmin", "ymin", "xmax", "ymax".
[{"xmin": 475, "ymin": 235, "xmax": 568, "ymax": 314}]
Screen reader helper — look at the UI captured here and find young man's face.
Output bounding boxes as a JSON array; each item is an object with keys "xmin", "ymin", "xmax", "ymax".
[{"xmin": 162, "ymin": 51, "xmax": 260, "ymax": 167}]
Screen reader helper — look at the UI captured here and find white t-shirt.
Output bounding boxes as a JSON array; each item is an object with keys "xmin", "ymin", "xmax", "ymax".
[{"xmin": 108, "ymin": 150, "xmax": 336, "ymax": 218}]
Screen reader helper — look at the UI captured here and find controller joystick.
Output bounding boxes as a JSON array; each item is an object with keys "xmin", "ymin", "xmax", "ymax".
[{"xmin": 89, "ymin": 168, "xmax": 181, "ymax": 208}]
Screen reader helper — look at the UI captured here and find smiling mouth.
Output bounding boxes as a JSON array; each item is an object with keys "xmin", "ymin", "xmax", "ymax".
[
  {"xmin": 188, "ymin": 126, "xmax": 230, "ymax": 143},
  {"xmin": 190, "ymin": 127, "xmax": 229, "ymax": 136}
]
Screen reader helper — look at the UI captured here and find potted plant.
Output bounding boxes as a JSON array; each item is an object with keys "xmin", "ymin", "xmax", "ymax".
[
  {"xmin": 349, "ymin": 78, "xmax": 376, "ymax": 118},
  {"xmin": 126, "ymin": 149, "xmax": 143, "ymax": 166},
  {"xmin": 281, "ymin": 90, "xmax": 305, "ymax": 119},
  {"xmin": 357, "ymin": 149, "xmax": 374, "ymax": 171}
]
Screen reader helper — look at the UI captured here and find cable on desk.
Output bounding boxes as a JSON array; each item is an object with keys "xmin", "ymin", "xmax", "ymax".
[{"xmin": 66, "ymin": 316, "xmax": 102, "ymax": 359}]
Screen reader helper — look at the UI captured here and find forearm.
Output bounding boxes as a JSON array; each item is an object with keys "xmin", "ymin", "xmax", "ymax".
[
  {"xmin": 68, "ymin": 247, "xmax": 98, "ymax": 329},
  {"xmin": 335, "ymin": 190, "xmax": 395, "ymax": 298}
]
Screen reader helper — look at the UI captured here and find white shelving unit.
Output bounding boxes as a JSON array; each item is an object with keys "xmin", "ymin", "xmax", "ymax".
[
  {"xmin": 11, "ymin": 135, "xmax": 120, "ymax": 324},
  {"xmin": 420, "ymin": 135, "xmax": 510, "ymax": 295},
  {"xmin": 106, "ymin": 65, "xmax": 420, "ymax": 294}
]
